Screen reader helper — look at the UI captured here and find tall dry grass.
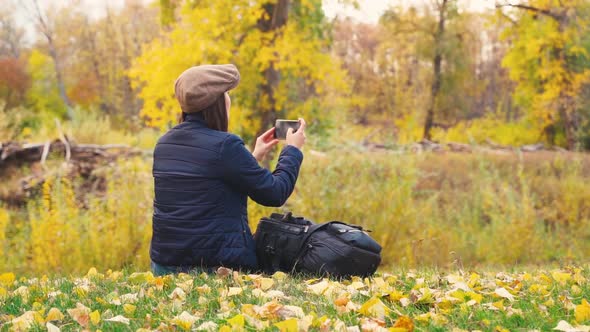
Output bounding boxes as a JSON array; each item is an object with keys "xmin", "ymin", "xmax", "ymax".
[{"xmin": 1, "ymin": 149, "xmax": 589, "ymax": 275}]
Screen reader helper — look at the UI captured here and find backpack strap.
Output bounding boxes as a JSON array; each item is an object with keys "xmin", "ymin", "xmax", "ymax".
[
  {"xmin": 292, "ymin": 222, "xmax": 333, "ymax": 261},
  {"xmin": 323, "ymin": 221, "xmax": 370, "ymax": 232}
]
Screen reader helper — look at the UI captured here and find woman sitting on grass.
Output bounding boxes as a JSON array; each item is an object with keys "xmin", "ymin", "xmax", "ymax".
[{"xmin": 150, "ymin": 64, "xmax": 306, "ymax": 276}]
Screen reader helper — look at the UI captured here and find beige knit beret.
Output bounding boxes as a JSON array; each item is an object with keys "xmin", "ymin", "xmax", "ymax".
[{"xmin": 174, "ymin": 64, "xmax": 240, "ymax": 113}]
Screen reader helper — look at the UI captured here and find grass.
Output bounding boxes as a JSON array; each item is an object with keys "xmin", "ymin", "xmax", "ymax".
[{"xmin": 0, "ymin": 266, "xmax": 589, "ymax": 331}]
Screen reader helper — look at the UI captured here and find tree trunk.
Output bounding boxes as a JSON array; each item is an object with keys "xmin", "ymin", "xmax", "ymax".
[
  {"xmin": 558, "ymin": 98, "xmax": 577, "ymax": 150},
  {"xmin": 256, "ymin": 0, "xmax": 290, "ymax": 138},
  {"xmin": 31, "ymin": 0, "xmax": 74, "ymax": 120},
  {"xmin": 48, "ymin": 42, "xmax": 74, "ymax": 120},
  {"xmin": 556, "ymin": 16, "xmax": 578, "ymax": 150},
  {"xmin": 423, "ymin": 0, "xmax": 447, "ymax": 140}
]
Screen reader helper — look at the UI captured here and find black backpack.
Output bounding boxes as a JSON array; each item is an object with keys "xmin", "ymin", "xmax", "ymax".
[{"xmin": 253, "ymin": 212, "xmax": 382, "ymax": 278}]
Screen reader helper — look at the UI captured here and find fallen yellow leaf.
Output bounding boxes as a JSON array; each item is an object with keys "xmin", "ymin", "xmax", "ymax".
[
  {"xmin": 90, "ymin": 310, "xmax": 101, "ymax": 325},
  {"xmin": 272, "ymin": 271, "xmax": 287, "ymax": 281},
  {"xmin": 274, "ymin": 318, "xmax": 298, "ymax": 332},
  {"xmin": 334, "ymin": 296, "xmax": 349, "ymax": 307},
  {"xmin": 552, "ymin": 271, "xmax": 572, "ymax": 285},
  {"xmin": 45, "ymin": 308, "xmax": 64, "ymax": 322},
  {"xmin": 359, "ymin": 297, "xmax": 390, "ymax": 319},
  {"xmin": 172, "ymin": 311, "xmax": 199, "ymax": 330},
  {"xmin": 256, "ymin": 300, "xmax": 284, "ymax": 319},
  {"xmin": 86, "ymin": 267, "xmax": 99, "ymax": 278},
  {"xmin": 153, "ymin": 276, "xmax": 165, "ymax": 290},
  {"xmin": 177, "ymin": 279, "xmax": 194, "ymax": 293},
  {"xmin": 127, "ymin": 272, "xmax": 154, "ymax": 285},
  {"xmin": 576, "ymin": 299, "xmax": 590, "ymax": 323},
  {"xmin": 227, "ymin": 314, "xmax": 245, "ymax": 328},
  {"xmin": 11, "ymin": 311, "xmax": 43, "ymax": 331},
  {"xmin": 197, "ymin": 284, "xmax": 211, "ymax": 294},
  {"xmin": 389, "ymin": 289, "xmax": 405, "ymax": 301},
  {"xmin": 307, "ymin": 280, "xmax": 330, "ymax": 295},
  {"xmin": 169, "ymin": 287, "xmax": 186, "ymax": 300},
  {"xmin": 123, "ymin": 304, "xmax": 136, "ymax": 315},
  {"xmin": 0, "ymin": 272, "xmax": 15, "ymax": 286},
  {"xmin": 392, "ymin": 315, "xmax": 414, "ymax": 332},
  {"xmin": 227, "ymin": 287, "xmax": 243, "ymax": 297},
  {"xmin": 255, "ymin": 277, "xmax": 274, "ymax": 291},
  {"xmin": 493, "ymin": 300, "xmax": 505, "ymax": 311}
]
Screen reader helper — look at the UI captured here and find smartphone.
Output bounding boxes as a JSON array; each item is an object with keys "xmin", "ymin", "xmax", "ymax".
[{"xmin": 274, "ymin": 120, "xmax": 301, "ymax": 140}]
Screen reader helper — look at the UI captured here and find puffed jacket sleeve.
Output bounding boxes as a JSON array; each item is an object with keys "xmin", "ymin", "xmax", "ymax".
[{"xmin": 220, "ymin": 135, "xmax": 303, "ymax": 207}]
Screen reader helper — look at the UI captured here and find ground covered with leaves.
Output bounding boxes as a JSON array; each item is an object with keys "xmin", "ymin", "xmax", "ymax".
[{"xmin": 1, "ymin": 266, "xmax": 590, "ymax": 332}]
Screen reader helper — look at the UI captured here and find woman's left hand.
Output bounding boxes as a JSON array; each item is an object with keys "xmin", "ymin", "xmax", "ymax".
[{"xmin": 252, "ymin": 127, "xmax": 279, "ymax": 162}]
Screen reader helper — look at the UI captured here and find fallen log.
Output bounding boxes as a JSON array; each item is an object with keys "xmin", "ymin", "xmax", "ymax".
[
  {"xmin": 0, "ymin": 140, "xmax": 140, "ymax": 171},
  {"xmin": 0, "ymin": 138, "xmax": 143, "ymax": 206}
]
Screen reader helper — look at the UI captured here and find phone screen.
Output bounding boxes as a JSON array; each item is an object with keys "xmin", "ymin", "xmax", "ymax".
[{"xmin": 274, "ymin": 120, "xmax": 301, "ymax": 140}]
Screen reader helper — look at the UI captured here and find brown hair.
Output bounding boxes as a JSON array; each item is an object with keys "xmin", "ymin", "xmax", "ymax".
[{"xmin": 178, "ymin": 94, "xmax": 228, "ymax": 132}]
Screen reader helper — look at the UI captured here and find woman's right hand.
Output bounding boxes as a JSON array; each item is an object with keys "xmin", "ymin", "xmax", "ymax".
[{"xmin": 286, "ymin": 118, "xmax": 306, "ymax": 150}]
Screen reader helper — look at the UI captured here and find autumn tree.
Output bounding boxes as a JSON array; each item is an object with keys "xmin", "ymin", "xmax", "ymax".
[
  {"xmin": 0, "ymin": 58, "xmax": 30, "ymax": 112},
  {"xmin": 378, "ymin": 1, "xmax": 483, "ymax": 140},
  {"xmin": 424, "ymin": 0, "xmax": 451, "ymax": 140},
  {"xmin": 22, "ymin": 0, "xmax": 74, "ymax": 119},
  {"xmin": 129, "ymin": 0, "xmax": 347, "ymax": 140},
  {"xmin": 474, "ymin": 13, "xmax": 517, "ymax": 120},
  {"xmin": 72, "ymin": 1, "xmax": 159, "ymax": 125},
  {"xmin": 384, "ymin": 0, "xmax": 461, "ymax": 140},
  {"xmin": 332, "ymin": 19, "xmax": 385, "ymax": 125},
  {"xmin": 0, "ymin": 7, "xmax": 25, "ymax": 58},
  {"xmin": 0, "ymin": 8, "xmax": 29, "ymax": 111},
  {"xmin": 497, "ymin": 0, "xmax": 590, "ymax": 149}
]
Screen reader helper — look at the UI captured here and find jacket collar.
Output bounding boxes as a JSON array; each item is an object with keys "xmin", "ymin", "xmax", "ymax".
[{"xmin": 184, "ymin": 112, "xmax": 206, "ymax": 123}]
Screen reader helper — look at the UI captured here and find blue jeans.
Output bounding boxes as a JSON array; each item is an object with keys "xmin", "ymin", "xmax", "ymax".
[{"xmin": 150, "ymin": 260, "xmax": 219, "ymax": 276}]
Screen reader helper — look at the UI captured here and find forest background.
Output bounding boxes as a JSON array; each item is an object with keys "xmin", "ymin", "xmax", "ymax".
[{"xmin": 1, "ymin": 0, "xmax": 590, "ymax": 275}]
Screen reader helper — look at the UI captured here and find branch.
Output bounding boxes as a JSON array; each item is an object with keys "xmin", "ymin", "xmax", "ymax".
[
  {"xmin": 496, "ymin": 8, "xmax": 518, "ymax": 26},
  {"xmin": 32, "ymin": 0, "xmax": 52, "ymax": 37},
  {"xmin": 495, "ymin": 2, "xmax": 563, "ymax": 21}
]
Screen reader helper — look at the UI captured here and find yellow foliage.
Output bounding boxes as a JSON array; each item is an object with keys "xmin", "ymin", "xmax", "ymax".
[
  {"xmin": 0, "ymin": 208, "xmax": 8, "ymax": 270},
  {"xmin": 129, "ymin": 0, "xmax": 349, "ymax": 138},
  {"xmin": 500, "ymin": 0, "xmax": 590, "ymax": 147},
  {"xmin": 431, "ymin": 113, "xmax": 540, "ymax": 146},
  {"xmin": 29, "ymin": 177, "xmax": 83, "ymax": 274},
  {"xmin": 18, "ymin": 158, "xmax": 152, "ymax": 275}
]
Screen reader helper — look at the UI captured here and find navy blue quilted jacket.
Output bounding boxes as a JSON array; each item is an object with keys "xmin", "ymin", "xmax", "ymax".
[{"xmin": 150, "ymin": 112, "xmax": 303, "ymax": 271}]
